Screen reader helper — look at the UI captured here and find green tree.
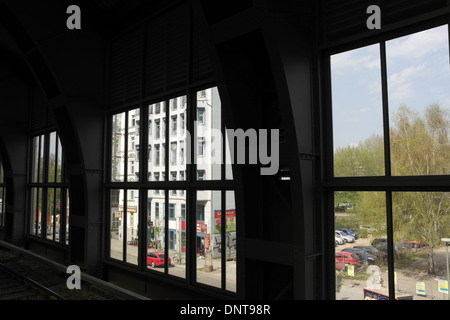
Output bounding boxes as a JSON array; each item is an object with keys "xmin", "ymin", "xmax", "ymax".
[
  {"xmin": 334, "ymin": 134, "xmax": 384, "ymax": 177},
  {"xmin": 334, "ymin": 104, "xmax": 450, "ymax": 274}
]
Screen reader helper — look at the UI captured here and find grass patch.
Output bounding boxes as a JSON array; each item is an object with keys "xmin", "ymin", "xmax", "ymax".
[{"xmin": 395, "ymin": 253, "xmax": 428, "ymax": 270}]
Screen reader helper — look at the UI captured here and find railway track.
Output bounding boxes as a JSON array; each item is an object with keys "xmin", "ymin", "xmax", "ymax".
[
  {"xmin": 0, "ymin": 262, "xmax": 64, "ymax": 300},
  {"xmin": 0, "ymin": 242, "xmax": 151, "ymax": 300}
]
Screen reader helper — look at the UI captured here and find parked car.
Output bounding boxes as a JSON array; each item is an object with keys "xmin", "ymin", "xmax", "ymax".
[
  {"xmin": 147, "ymin": 252, "xmax": 171, "ymax": 268},
  {"xmin": 342, "ymin": 248, "xmax": 376, "ymax": 265},
  {"xmin": 371, "ymin": 238, "xmax": 387, "ymax": 248},
  {"xmin": 353, "ymin": 246, "xmax": 387, "ymax": 261},
  {"xmin": 335, "ymin": 232, "xmax": 346, "ymax": 244},
  {"xmin": 335, "ymin": 235, "xmax": 344, "ymax": 245},
  {"xmin": 335, "ymin": 259, "xmax": 350, "ymax": 271},
  {"xmin": 336, "ymin": 230, "xmax": 355, "ymax": 243},
  {"xmin": 336, "ymin": 228, "xmax": 359, "ymax": 239},
  {"xmin": 401, "ymin": 240, "xmax": 428, "ymax": 248},
  {"xmin": 335, "ymin": 251, "xmax": 361, "ymax": 267}
]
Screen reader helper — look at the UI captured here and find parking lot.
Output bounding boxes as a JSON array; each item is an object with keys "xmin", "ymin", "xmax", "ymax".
[{"xmin": 336, "ymin": 236, "xmax": 450, "ymax": 300}]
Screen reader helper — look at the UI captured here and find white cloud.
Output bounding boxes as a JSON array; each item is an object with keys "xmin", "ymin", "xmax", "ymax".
[
  {"xmin": 331, "ymin": 45, "xmax": 380, "ymax": 73},
  {"xmin": 388, "ymin": 65, "xmax": 426, "ymax": 100},
  {"xmin": 387, "ymin": 25, "xmax": 448, "ymax": 61}
]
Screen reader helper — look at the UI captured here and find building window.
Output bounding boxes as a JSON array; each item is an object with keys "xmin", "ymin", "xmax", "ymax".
[
  {"xmin": 169, "ymin": 203, "xmax": 176, "ymax": 220},
  {"xmin": 197, "ymin": 107, "xmax": 205, "ymax": 125},
  {"xmin": 327, "ymin": 25, "xmax": 450, "ymax": 300},
  {"xmin": 171, "ymin": 115, "xmax": 178, "ymax": 136},
  {"xmin": 29, "ymin": 132, "xmax": 70, "ymax": 245},
  {"xmin": 107, "ymin": 87, "xmax": 237, "ymax": 293}
]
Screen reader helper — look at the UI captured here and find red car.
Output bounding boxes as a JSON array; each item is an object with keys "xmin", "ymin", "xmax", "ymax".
[
  {"xmin": 335, "ymin": 259, "xmax": 349, "ymax": 271},
  {"xmin": 335, "ymin": 251, "xmax": 361, "ymax": 267},
  {"xmin": 147, "ymin": 252, "xmax": 171, "ymax": 268},
  {"xmin": 401, "ymin": 240, "xmax": 428, "ymax": 248}
]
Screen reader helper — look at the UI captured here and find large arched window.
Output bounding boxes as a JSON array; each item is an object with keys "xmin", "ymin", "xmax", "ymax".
[{"xmin": 28, "ymin": 131, "xmax": 70, "ymax": 245}]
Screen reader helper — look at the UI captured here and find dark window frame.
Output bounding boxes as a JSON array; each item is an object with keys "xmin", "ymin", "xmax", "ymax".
[
  {"xmin": 321, "ymin": 20, "xmax": 450, "ymax": 300},
  {"xmin": 27, "ymin": 130, "xmax": 70, "ymax": 246},
  {"xmin": 106, "ymin": 86, "xmax": 236, "ymax": 295}
]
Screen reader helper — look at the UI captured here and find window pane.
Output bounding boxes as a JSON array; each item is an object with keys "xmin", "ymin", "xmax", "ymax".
[
  {"xmin": 47, "ymin": 188, "xmax": 55, "ymax": 240},
  {"xmin": 331, "ymin": 45, "xmax": 385, "ymax": 177},
  {"xmin": 225, "ymin": 190, "xmax": 237, "ymax": 292},
  {"xmin": 112, "ymin": 113, "xmax": 125, "ymax": 182},
  {"xmin": 197, "ymin": 190, "xmax": 222, "ymax": 289},
  {"xmin": 30, "ymin": 188, "xmax": 38, "ymax": 235},
  {"xmin": 48, "ymin": 132, "xmax": 56, "ymax": 183},
  {"xmin": 169, "ymin": 96, "xmax": 187, "ymax": 177},
  {"xmin": 197, "ymin": 87, "xmax": 222, "ymax": 180},
  {"xmin": 34, "ymin": 187, "xmax": 43, "ymax": 236},
  {"xmin": 39, "ymin": 135, "xmax": 45, "ymax": 183},
  {"xmin": 168, "ymin": 190, "xmax": 186, "ymax": 279},
  {"xmin": 147, "ymin": 190, "xmax": 166, "ymax": 272},
  {"xmin": 56, "ymin": 136, "xmax": 63, "ymax": 183},
  {"xmin": 31, "ymin": 136, "xmax": 40, "ymax": 183},
  {"xmin": 126, "ymin": 189, "xmax": 139, "ymax": 265},
  {"xmin": 393, "ymin": 192, "xmax": 450, "ymax": 300},
  {"xmin": 110, "ymin": 189, "xmax": 125, "ymax": 261},
  {"xmin": 225, "ymin": 128, "xmax": 234, "ymax": 180},
  {"xmin": 148, "ymin": 102, "xmax": 166, "ymax": 180},
  {"xmin": 65, "ymin": 189, "xmax": 70, "ymax": 245},
  {"xmin": 55, "ymin": 188, "xmax": 61, "ymax": 242},
  {"xmin": 335, "ymin": 191, "xmax": 389, "ymax": 300},
  {"xmin": 387, "ymin": 25, "xmax": 450, "ymax": 176},
  {"xmin": 128, "ymin": 109, "xmax": 140, "ymax": 182}
]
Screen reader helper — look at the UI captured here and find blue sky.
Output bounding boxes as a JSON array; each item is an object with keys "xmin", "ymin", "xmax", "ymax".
[{"xmin": 331, "ymin": 25, "xmax": 450, "ymax": 151}]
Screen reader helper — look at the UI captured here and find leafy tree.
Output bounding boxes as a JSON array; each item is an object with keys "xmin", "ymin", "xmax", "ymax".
[{"xmin": 334, "ymin": 104, "xmax": 450, "ymax": 274}]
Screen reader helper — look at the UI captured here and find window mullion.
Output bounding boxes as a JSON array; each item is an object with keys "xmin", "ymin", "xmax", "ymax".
[{"xmin": 380, "ymin": 41, "xmax": 392, "ymax": 177}]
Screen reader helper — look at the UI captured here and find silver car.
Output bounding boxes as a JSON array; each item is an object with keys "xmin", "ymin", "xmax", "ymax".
[{"xmin": 335, "ymin": 230, "xmax": 355, "ymax": 243}]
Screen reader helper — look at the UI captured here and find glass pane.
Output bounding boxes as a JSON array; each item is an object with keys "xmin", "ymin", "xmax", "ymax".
[
  {"xmin": 148, "ymin": 102, "xmax": 166, "ymax": 181},
  {"xmin": 47, "ymin": 188, "xmax": 55, "ymax": 240},
  {"xmin": 331, "ymin": 45, "xmax": 385, "ymax": 177},
  {"xmin": 30, "ymin": 188, "xmax": 38, "ymax": 235},
  {"xmin": 110, "ymin": 189, "xmax": 125, "ymax": 261},
  {"xmin": 225, "ymin": 191, "xmax": 237, "ymax": 292},
  {"xmin": 48, "ymin": 132, "xmax": 56, "ymax": 183},
  {"xmin": 126, "ymin": 189, "xmax": 139, "ymax": 265},
  {"xmin": 387, "ymin": 25, "xmax": 450, "ymax": 176},
  {"xmin": 112, "ymin": 113, "xmax": 125, "ymax": 182},
  {"xmin": 39, "ymin": 135, "xmax": 45, "ymax": 183},
  {"xmin": 31, "ymin": 136, "xmax": 40, "ymax": 183},
  {"xmin": 147, "ymin": 190, "xmax": 166, "ymax": 272},
  {"xmin": 197, "ymin": 190, "xmax": 221, "ymax": 289},
  {"xmin": 168, "ymin": 190, "xmax": 186, "ymax": 279},
  {"xmin": 127, "ymin": 109, "xmax": 140, "ymax": 182},
  {"xmin": 169, "ymin": 96, "xmax": 187, "ymax": 179},
  {"xmin": 0, "ymin": 161, "xmax": 3, "ymax": 183},
  {"xmin": 196, "ymin": 87, "xmax": 222, "ymax": 180},
  {"xmin": 55, "ymin": 188, "xmax": 61, "ymax": 242},
  {"xmin": 56, "ymin": 136, "xmax": 63, "ymax": 183},
  {"xmin": 65, "ymin": 189, "xmax": 70, "ymax": 245},
  {"xmin": 225, "ymin": 128, "xmax": 234, "ymax": 180},
  {"xmin": 335, "ymin": 191, "xmax": 389, "ymax": 300},
  {"xmin": 393, "ymin": 192, "xmax": 450, "ymax": 300},
  {"xmin": 36, "ymin": 187, "xmax": 43, "ymax": 236}
]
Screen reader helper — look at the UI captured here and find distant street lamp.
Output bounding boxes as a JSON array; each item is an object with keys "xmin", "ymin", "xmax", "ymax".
[{"xmin": 441, "ymin": 238, "xmax": 450, "ymax": 300}]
